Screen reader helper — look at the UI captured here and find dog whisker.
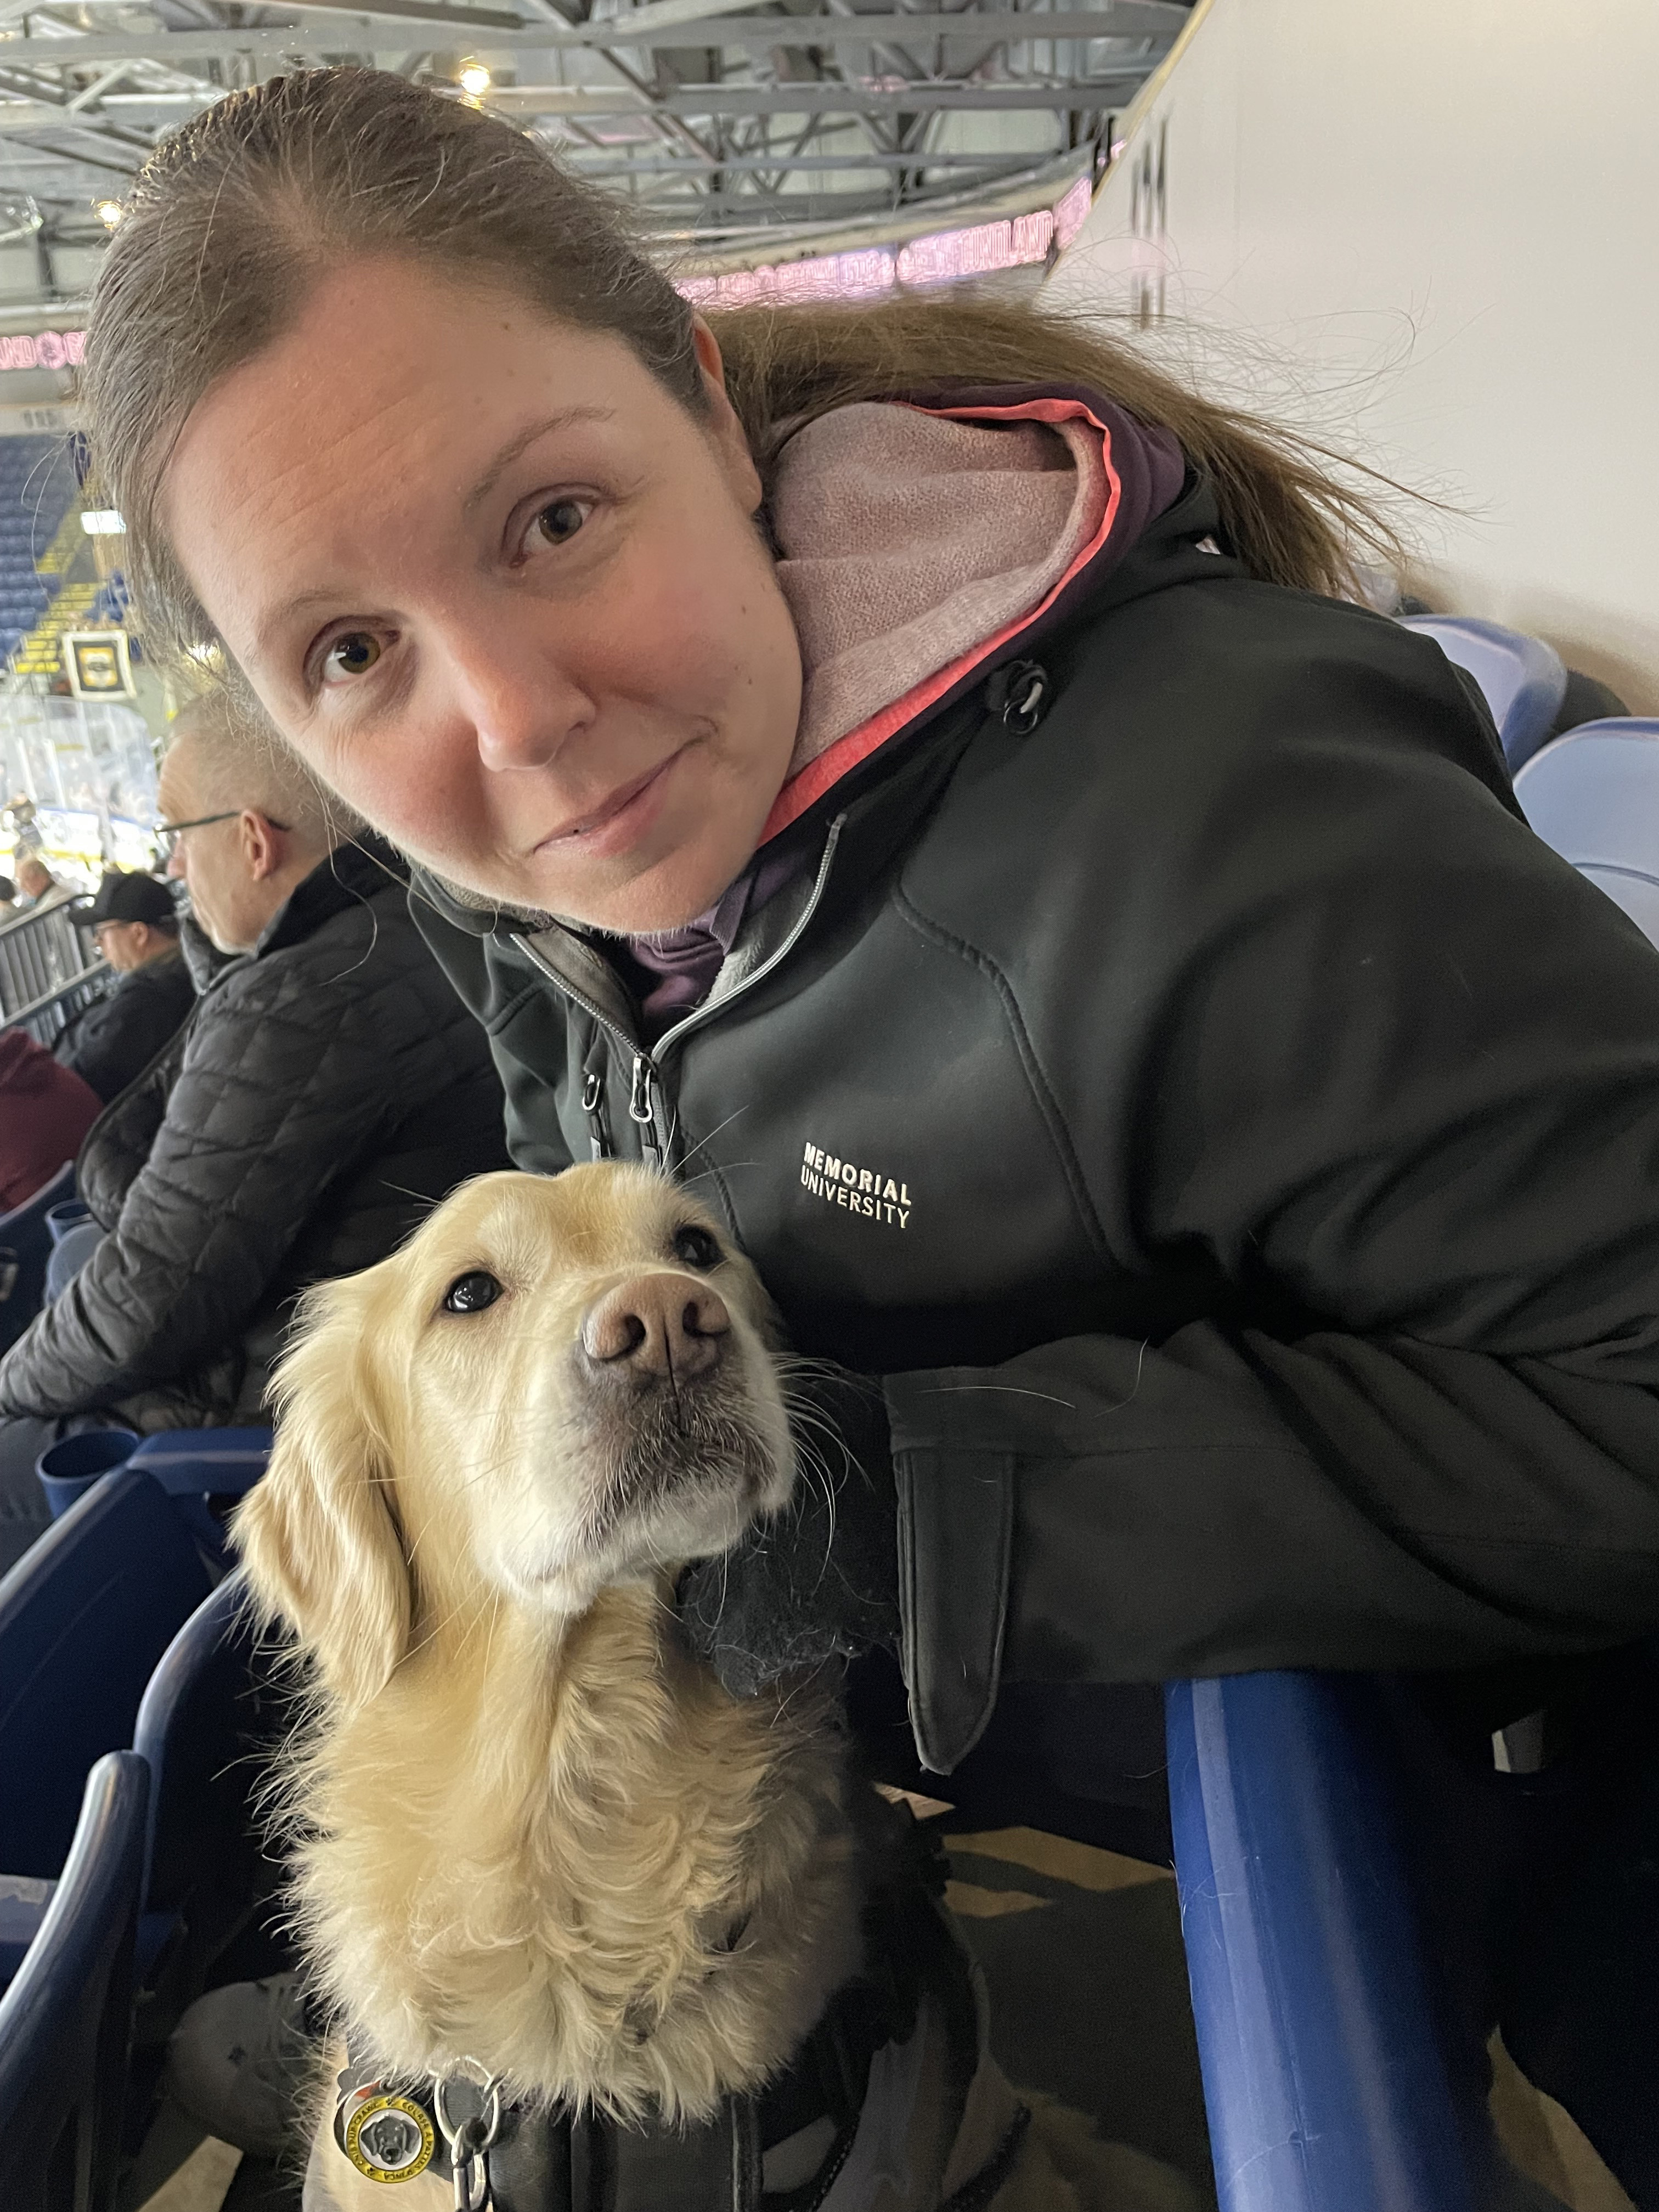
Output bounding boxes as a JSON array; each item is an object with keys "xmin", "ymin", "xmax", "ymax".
[{"xmin": 670, "ymin": 1103, "xmax": 751, "ymax": 1173}]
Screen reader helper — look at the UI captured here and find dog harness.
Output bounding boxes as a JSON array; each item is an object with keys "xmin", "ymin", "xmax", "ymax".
[{"xmin": 328, "ymin": 1820, "xmax": 1029, "ymax": 2212}]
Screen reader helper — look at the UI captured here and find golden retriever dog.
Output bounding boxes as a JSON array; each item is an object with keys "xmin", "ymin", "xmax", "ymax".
[{"xmin": 234, "ymin": 1166, "xmax": 1195, "ymax": 2212}]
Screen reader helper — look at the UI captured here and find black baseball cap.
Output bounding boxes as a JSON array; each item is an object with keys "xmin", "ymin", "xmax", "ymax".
[{"xmin": 80, "ymin": 870, "xmax": 177, "ymax": 928}]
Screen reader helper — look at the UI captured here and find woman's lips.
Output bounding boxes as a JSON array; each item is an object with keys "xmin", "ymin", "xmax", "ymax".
[{"xmin": 535, "ymin": 749, "xmax": 683, "ymax": 861}]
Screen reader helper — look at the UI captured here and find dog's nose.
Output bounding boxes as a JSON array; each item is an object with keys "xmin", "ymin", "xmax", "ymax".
[{"xmin": 582, "ymin": 1276, "xmax": 731, "ymax": 1381}]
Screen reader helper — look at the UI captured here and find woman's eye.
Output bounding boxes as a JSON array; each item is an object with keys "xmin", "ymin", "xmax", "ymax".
[
  {"xmin": 322, "ymin": 632, "xmax": 382, "ymax": 681},
  {"xmin": 672, "ymin": 1225, "xmax": 723, "ymax": 1271},
  {"xmin": 442, "ymin": 1269, "xmax": 503, "ymax": 1314},
  {"xmin": 531, "ymin": 498, "xmax": 590, "ymax": 549}
]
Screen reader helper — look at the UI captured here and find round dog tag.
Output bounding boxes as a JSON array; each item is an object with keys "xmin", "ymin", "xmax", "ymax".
[{"xmin": 343, "ymin": 2090, "xmax": 437, "ymax": 2182}]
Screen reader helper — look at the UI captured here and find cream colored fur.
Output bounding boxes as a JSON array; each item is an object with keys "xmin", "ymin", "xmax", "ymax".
[{"xmin": 238, "ymin": 1166, "xmax": 862, "ymax": 2124}]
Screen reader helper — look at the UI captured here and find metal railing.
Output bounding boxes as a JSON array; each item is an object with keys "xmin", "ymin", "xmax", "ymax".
[{"xmin": 0, "ymin": 894, "xmax": 110, "ymax": 1046}]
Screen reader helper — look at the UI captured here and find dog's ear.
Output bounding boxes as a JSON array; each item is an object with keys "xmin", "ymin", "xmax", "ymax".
[{"xmin": 234, "ymin": 1275, "xmax": 411, "ymax": 1708}]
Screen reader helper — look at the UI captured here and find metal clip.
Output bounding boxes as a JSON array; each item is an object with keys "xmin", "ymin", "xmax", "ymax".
[
  {"xmin": 582, "ymin": 1067, "xmax": 610, "ymax": 1161},
  {"xmin": 628, "ymin": 1053, "xmax": 656, "ymax": 1125},
  {"xmin": 434, "ymin": 2059, "xmax": 504, "ymax": 2212},
  {"xmin": 984, "ymin": 659, "xmax": 1051, "ymax": 737},
  {"xmin": 629, "ymin": 1053, "xmax": 664, "ymax": 1170}
]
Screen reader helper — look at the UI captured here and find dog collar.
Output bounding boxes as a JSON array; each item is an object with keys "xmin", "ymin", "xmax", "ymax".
[{"xmin": 333, "ymin": 1960, "xmax": 893, "ymax": 2212}]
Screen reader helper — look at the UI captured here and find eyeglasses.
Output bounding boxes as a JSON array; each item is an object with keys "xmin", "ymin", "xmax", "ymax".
[{"xmin": 155, "ymin": 809, "xmax": 290, "ymax": 858}]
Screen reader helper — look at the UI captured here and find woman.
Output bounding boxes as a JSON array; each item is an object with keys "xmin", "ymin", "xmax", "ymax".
[{"xmin": 86, "ymin": 70, "xmax": 1659, "ymax": 2199}]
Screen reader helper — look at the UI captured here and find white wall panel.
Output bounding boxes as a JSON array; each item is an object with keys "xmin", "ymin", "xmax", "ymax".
[{"xmin": 1047, "ymin": 0, "xmax": 1659, "ymax": 706}]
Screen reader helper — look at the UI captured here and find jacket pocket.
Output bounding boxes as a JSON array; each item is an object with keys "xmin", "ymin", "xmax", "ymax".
[{"xmin": 893, "ymin": 1444, "xmax": 1014, "ymax": 1773}]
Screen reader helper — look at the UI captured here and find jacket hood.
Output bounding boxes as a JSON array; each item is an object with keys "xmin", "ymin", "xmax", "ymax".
[{"xmin": 761, "ymin": 391, "xmax": 1184, "ymax": 839}]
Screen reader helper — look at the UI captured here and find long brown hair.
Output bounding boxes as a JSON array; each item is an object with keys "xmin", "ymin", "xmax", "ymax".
[{"xmin": 84, "ymin": 66, "xmax": 1399, "ymax": 682}]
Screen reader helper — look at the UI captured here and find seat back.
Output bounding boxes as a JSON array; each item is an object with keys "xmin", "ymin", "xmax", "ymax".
[
  {"xmin": 0, "ymin": 1751, "xmax": 148, "ymax": 2212},
  {"xmin": 1400, "ymin": 615, "xmax": 1567, "ymax": 771},
  {"xmin": 126, "ymin": 1429, "xmax": 273, "ymax": 1570},
  {"xmin": 1166, "ymin": 1673, "xmax": 1479, "ymax": 2212},
  {"xmin": 133, "ymin": 1573, "xmax": 291, "ymax": 2005},
  {"xmin": 0, "ymin": 1162, "xmax": 76, "ymax": 1355},
  {"xmin": 1513, "ymin": 720, "xmax": 1659, "ymax": 947},
  {"xmin": 0, "ymin": 1472, "xmax": 208, "ymax": 1879}
]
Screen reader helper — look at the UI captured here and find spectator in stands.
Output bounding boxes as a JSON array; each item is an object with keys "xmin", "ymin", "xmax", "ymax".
[
  {"xmin": 15, "ymin": 855, "xmax": 70, "ymax": 910},
  {"xmin": 0, "ymin": 690, "xmax": 511, "ymax": 1571},
  {"xmin": 54, "ymin": 870, "xmax": 195, "ymax": 1102},
  {"xmin": 0, "ymin": 1029, "xmax": 100, "ymax": 1214},
  {"xmin": 0, "ymin": 875, "xmax": 15, "ymax": 916}
]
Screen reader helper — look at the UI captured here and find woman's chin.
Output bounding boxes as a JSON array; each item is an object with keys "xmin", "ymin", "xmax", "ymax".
[{"xmin": 529, "ymin": 842, "xmax": 758, "ymax": 939}]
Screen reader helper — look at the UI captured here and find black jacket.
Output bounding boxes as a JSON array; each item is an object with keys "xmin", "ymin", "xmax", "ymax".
[
  {"xmin": 411, "ymin": 474, "xmax": 1659, "ymax": 1774},
  {"xmin": 0, "ymin": 842, "xmax": 510, "ymax": 1432},
  {"xmin": 54, "ymin": 946, "xmax": 196, "ymax": 1103}
]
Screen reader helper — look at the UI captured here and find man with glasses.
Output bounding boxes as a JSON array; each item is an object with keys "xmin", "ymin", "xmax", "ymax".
[
  {"xmin": 54, "ymin": 870, "xmax": 195, "ymax": 1104},
  {"xmin": 0, "ymin": 691, "xmax": 510, "ymax": 1571}
]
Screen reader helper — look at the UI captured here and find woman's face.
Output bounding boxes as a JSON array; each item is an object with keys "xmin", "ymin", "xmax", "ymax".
[{"xmin": 161, "ymin": 257, "xmax": 804, "ymax": 933}]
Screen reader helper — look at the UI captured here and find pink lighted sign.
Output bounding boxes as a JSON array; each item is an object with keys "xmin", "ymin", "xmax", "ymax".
[
  {"xmin": 679, "ymin": 171, "xmax": 1095, "ymax": 312},
  {"xmin": 0, "ymin": 330, "xmax": 84, "ymax": 371}
]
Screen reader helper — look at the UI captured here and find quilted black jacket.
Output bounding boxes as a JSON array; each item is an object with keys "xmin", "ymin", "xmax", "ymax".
[{"xmin": 0, "ymin": 841, "xmax": 510, "ymax": 1431}]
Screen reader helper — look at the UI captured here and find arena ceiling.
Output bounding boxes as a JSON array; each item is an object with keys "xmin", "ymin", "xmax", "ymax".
[{"xmin": 0, "ymin": 0, "xmax": 1189, "ymax": 285}]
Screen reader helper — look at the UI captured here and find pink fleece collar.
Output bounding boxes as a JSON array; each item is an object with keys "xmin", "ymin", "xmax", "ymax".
[{"xmin": 761, "ymin": 397, "xmax": 1124, "ymax": 843}]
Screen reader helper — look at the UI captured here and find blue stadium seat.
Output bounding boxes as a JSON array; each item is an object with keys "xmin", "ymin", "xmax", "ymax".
[
  {"xmin": 1166, "ymin": 1673, "xmax": 1503, "ymax": 2212},
  {"xmin": 0, "ymin": 1751, "xmax": 148, "ymax": 2212},
  {"xmin": 1512, "ymin": 719, "xmax": 1659, "ymax": 948},
  {"xmin": 0, "ymin": 1472, "xmax": 207, "ymax": 1902},
  {"xmin": 0, "ymin": 1163, "xmax": 76, "ymax": 1356},
  {"xmin": 1, "ymin": 1427, "xmax": 271, "ymax": 1978},
  {"xmin": 1400, "ymin": 614, "xmax": 1567, "ymax": 772},
  {"xmin": 132, "ymin": 1572, "xmax": 289, "ymax": 2013}
]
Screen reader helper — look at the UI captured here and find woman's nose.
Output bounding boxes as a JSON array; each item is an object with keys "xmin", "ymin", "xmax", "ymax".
[{"xmin": 441, "ymin": 620, "xmax": 594, "ymax": 773}]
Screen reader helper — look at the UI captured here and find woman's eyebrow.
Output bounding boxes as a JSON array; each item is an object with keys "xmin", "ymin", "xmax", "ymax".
[
  {"xmin": 464, "ymin": 406, "xmax": 617, "ymax": 514},
  {"xmin": 253, "ymin": 405, "xmax": 622, "ymax": 658}
]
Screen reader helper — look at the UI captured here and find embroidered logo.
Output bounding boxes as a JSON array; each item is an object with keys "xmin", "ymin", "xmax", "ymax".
[{"xmin": 800, "ymin": 1141, "xmax": 911, "ymax": 1228}]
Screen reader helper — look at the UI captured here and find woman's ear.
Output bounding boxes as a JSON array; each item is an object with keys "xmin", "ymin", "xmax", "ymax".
[
  {"xmin": 690, "ymin": 314, "xmax": 763, "ymax": 513},
  {"xmin": 234, "ymin": 1277, "xmax": 411, "ymax": 1707}
]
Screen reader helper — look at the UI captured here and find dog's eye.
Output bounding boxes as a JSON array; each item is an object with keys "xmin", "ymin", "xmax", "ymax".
[
  {"xmin": 442, "ymin": 1270, "xmax": 503, "ymax": 1314},
  {"xmin": 672, "ymin": 1224, "xmax": 723, "ymax": 1271}
]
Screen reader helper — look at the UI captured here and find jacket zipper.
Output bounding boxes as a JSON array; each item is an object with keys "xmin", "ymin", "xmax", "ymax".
[{"xmin": 517, "ymin": 815, "xmax": 845, "ymax": 1175}]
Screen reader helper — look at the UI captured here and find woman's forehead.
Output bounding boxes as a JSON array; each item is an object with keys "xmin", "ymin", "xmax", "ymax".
[{"xmin": 160, "ymin": 259, "xmax": 654, "ymax": 627}]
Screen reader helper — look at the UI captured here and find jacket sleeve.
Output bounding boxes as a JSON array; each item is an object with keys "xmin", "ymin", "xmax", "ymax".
[
  {"xmin": 0, "ymin": 960, "xmax": 404, "ymax": 1419},
  {"xmin": 882, "ymin": 647, "xmax": 1659, "ymax": 1771}
]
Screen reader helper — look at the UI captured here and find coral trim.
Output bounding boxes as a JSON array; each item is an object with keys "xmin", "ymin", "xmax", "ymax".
[{"xmin": 758, "ymin": 398, "xmax": 1121, "ymax": 844}]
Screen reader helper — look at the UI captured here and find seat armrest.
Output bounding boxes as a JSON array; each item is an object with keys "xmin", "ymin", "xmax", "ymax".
[
  {"xmin": 126, "ymin": 1429, "xmax": 274, "ymax": 1498},
  {"xmin": 1165, "ymin": 1672, "xmax": 1479, "ymax": 2212}
]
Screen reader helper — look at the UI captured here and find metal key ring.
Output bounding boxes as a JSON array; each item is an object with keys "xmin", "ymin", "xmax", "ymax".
[{"xmin": 433, "ymin": 2057, "xmax": 504, "ymax": 2154}]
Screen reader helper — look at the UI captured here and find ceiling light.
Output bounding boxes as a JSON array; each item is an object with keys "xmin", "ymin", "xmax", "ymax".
[
  {"xmin": 459, "ymin": 62, "xmax": 491, "ymax": 97},
  {"xmin": 95, "ymin": 200, "xmax": 123, "ymax": 229},
  {"xmin": 81, "ymin": 510, "xmax": 126, "ymax": 536}
]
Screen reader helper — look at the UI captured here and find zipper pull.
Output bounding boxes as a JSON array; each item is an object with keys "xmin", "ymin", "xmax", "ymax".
[
  {"xmin": 629, "ymin": 1053, "xmax": 663, "ymax": 1171},
  {"xmin": 581, "ymin": 1069, "xmax": 608, "ymax": 1163}
]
